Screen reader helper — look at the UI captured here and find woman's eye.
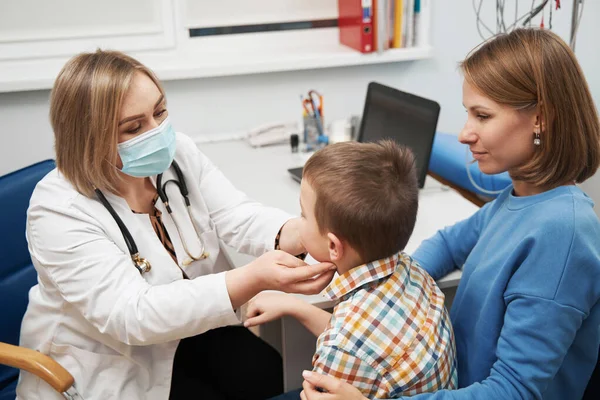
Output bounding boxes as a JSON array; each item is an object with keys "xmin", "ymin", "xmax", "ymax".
[
  {"xmin": 477, "ymin": 114, "xmax": 490, "ymax": 120},
  {"xmin": 126, "ymin": 125, "xmax": 141, "ymax": 134},
  {"xmin": 154, "ymin": 109, "xmax": 167, "ymax": 118}
]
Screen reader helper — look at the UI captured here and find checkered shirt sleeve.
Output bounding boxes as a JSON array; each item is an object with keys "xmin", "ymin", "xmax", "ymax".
[{"xmin": 313, "ymin": 344, "xmax": 383, "ymax": 396}]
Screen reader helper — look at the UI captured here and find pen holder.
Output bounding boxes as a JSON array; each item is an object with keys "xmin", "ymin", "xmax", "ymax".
[{"xmin": 303, "ymin": 114, "xmax": 324, "ymax": 152}]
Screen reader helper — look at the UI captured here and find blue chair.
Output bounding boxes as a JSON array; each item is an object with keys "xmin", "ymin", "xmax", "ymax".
[
  {"xmin": 429, "ymin": 132, "xmax": 512, "ymax": 207},
  {"xmin": 0, "ymin": 160, "xmax": 79, "ymax": 399}
]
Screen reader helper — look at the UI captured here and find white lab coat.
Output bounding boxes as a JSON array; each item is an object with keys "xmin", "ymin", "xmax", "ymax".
[{"xmin": 16, "ymin": 133, "xmax": 291, "ymax": 400}]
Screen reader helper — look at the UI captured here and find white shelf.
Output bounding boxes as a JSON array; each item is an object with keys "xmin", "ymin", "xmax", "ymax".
[
  {"xmin": 151, "ymin": 46, "xmax": 433, "ymax": 82},
  {"xmin": 0, "ymin": 28, "xmax": 433, "ymax": 93}
]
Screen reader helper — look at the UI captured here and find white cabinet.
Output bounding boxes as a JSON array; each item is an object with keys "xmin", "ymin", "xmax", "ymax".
[
  {"xmin": 183, "ymin": 0, "xmax": 338, "ymax": 28},
  {"xmin": 0, "ymin": 0, "xmax": 175, "ymax": 60},
  {"xmin": 0, "ymin": 0, "xmax": 433, "ymax": 93}
]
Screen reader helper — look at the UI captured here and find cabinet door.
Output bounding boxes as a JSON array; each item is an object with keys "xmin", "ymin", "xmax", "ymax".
[
  {"xmin": 0, "ymin": 0, "xmax": 175, "ymax": 60},
  {"xmin": 183, "ymin": 0, "xmax": 338, "ymax": 28}
]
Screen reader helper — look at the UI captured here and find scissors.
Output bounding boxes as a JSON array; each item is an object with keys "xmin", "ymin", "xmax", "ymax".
[{"xmin": 304, "ymin": 90, "xmax": 324, "ymax": 136}]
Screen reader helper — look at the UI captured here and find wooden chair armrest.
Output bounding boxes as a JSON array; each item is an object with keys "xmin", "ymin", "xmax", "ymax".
[
  {"xmin": 427, "ymin": 171, "xmax": 486, "ymax": 208},
  {"xmin": 0, "ymin": 342, "xmax": 74, "ymax": 393}
]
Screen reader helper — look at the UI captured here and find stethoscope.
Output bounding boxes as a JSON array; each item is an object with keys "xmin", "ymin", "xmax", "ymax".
[{"xmin": 95, "ymin": 160, "xmax": 209, "ymax": 275}]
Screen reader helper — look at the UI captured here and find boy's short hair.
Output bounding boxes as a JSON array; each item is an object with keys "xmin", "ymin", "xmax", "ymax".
[{"xmin": 303, "ymin": 140, "xmax": 418, "ymax": 263}]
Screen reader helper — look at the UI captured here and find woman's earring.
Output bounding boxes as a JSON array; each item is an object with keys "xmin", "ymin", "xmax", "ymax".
[{"xmin": 534, "ymin": 132, "xmax": 541, "ymax": 146}]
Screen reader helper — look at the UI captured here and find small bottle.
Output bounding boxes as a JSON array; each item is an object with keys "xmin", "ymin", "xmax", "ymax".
[{"xmin": 290, "ymin": 134, "xmax": 299, "ymax": 153}]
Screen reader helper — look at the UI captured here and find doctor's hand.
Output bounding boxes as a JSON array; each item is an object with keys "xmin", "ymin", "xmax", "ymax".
[
  {"xmin": 277, "ymin": 217, "xmax": 306, "ymax": 256},
  {"xmin": 253, "ymin": 250, "xmax": 335, "ymax": 294},
  {"xmin": 300, "ymin": 371, "xmax": 367, "ymax": 400},
  {"xmin": 226, "ymin": 250, "xmax": 335, "ymax": 310}
]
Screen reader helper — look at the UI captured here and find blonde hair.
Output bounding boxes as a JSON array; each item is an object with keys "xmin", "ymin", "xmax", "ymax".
[
  {"xmin": 303, "ymin": 140, "xmax": 418, "ymax": 264},
  {"xmin": 50, "ymin": 50, "xmax": 164, "ymax": 197},
  {"xmin": 461, "ymin": 28, "xmax": 600, "ymax": 187}
]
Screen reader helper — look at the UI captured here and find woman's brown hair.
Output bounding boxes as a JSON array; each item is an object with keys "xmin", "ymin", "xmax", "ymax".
[
  {"xmin": 461, "ymin": 28, "xmax": 600, "ymax": 187},
  {"xmin": 50, "ymin": 49, "xmax": 164, "ymax": 197}
]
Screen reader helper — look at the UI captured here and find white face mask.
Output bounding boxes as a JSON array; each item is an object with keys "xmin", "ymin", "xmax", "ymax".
[{"xmin": 117, "ymin": 117, "xmax": 177, "ymax": 177}]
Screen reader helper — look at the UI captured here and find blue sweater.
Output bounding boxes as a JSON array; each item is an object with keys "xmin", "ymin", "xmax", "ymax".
[{"xmin": 403, "ymin": 185, "xmax": 600, "ymax": 399}]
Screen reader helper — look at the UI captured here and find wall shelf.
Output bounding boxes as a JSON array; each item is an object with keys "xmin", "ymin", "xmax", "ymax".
[
  {"xmin": 0, "ymin": 1, "xmax": 433, "ymax": 93},
  {"xmin": 0, "ymin": 30, "xmax": 432, "ymax": 93},
  {"xmin": 150, "ymin": 45, "xmax": 433, "ymax": 82}
]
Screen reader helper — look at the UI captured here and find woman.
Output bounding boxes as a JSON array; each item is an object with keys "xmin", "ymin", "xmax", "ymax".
[
  {"xmin": 299, "ymin": 29, "xmax": 600, "ymax": 399},
  {"xmin": 16, "ymin": 50, "xmax": 336, "ymax": 400}
]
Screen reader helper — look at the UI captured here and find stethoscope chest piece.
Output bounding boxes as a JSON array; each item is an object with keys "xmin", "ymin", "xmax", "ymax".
[{"xmin": 132, "ymin": 253, "xmax": 151, "ymax": 274}]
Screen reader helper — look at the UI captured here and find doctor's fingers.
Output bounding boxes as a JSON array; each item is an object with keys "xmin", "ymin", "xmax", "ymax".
[
  {"xmin": 286, "ymin": 270, "xmax": 336, "ymax": 295},
  {"xmin": 271, "ymin": 249, "xmax": 310, "ymax": 268},
  {"xmin": 280, "ymin": 262, "xmax": 336, "ymax": 284}
]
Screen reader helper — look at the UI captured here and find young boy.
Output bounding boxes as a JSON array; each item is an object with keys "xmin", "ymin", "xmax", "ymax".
[{"xmin": 245, "ymin": 140, "xmax": 457, "ymax": 398}]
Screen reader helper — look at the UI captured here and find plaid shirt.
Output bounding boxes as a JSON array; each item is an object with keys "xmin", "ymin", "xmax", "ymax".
[{"xmin": 312, "ymin": 252, "xmax": 457, "ymax": 398}]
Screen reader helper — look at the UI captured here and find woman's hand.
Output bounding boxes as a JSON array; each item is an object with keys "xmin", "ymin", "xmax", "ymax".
[
  {"xmin": 277, "ymin": 218, "xmax": 306, "ymax": 256},
  {"xmin": 226, "ymin": 251, "xmax": 335, "ymax": 309},
  {"xmin": 252, "ymin": 250, "xmax": 335, "ymax": 294},
  {"xmin": 244, "ymin": 292, "xmax": 301, "ymax": 327},
  {"xmin": 300, "ymin": 371, "xmax": 367, "ymax": 400}
]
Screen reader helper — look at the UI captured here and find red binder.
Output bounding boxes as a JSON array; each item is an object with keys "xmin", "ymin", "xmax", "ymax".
[{"xmin": 338, "ymin": 0, "xmax": 375, "ymax": 53}]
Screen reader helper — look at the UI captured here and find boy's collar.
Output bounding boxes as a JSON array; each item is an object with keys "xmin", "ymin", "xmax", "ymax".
[{"xmin": 323, "ymin": 251, "xmax": 410, "ymax": 300}]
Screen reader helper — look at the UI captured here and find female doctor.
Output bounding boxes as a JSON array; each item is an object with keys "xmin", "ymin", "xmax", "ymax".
[{"xmin": 16, "ymin": 50, "xmax": 336, "ymax": 400}]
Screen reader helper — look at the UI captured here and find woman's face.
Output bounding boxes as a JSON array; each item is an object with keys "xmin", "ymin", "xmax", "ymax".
[
  {"xmin": 117, "ymin": 72, "xmax": 168, "ymax": 144},
  {"xmin": 115, "ymin": 72, "xmax": 168, "ymax": 169},
  {"xmin": 459, "ymin": 80, "xmax": 539, "ymax": 175}
]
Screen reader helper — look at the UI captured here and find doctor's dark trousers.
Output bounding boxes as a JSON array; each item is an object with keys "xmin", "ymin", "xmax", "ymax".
[{"xmin": 169, "ymin": 325, "xmax": 284, "ymax": 400}]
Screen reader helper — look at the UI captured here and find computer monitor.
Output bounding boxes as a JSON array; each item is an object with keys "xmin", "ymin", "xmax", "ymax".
[
  {"xmin": 289, "ymin": 82, "xmax": 440, "ymax": 188},
  {"xmin": 357, "ymin": 82, "xmax": 440, "ymax": 188}
]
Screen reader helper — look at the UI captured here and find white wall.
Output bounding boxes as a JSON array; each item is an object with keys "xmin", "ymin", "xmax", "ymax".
[{"xmin": 2, "ymin": 1, "xmax": 599, "ymax": 192}]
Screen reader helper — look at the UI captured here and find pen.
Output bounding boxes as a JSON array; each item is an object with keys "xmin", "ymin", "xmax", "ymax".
[{"xmin": 307, "ymin": 91, "xmax": 324, "ymax": 137}]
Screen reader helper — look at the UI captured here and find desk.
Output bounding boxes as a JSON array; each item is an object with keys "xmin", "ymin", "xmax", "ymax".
[{"xmin": 199, "ymin": 140, "xmax": 480, "ymax": 390}]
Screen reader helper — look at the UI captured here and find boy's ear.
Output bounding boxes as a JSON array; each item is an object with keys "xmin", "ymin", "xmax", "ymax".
[{"xmin": 327, "ymin": 232, "xmax": 344, "ymax": 261}]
